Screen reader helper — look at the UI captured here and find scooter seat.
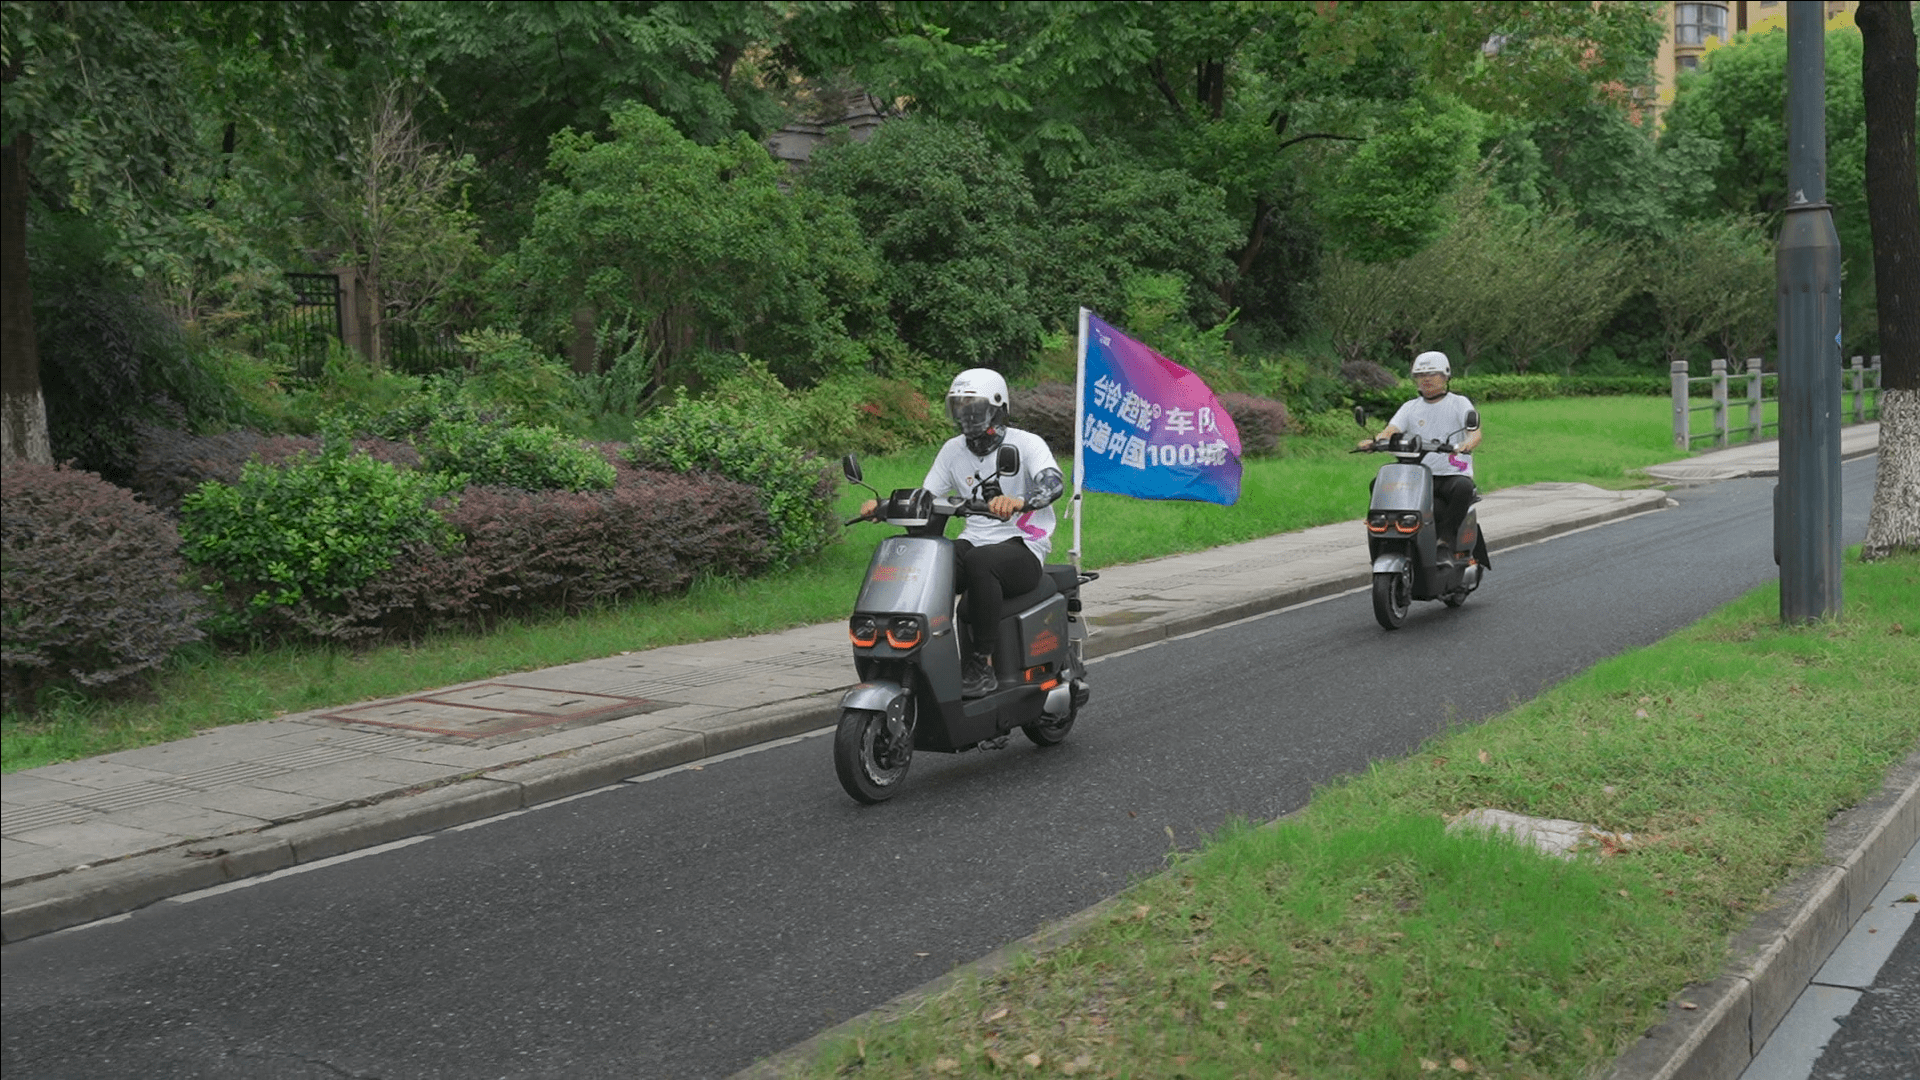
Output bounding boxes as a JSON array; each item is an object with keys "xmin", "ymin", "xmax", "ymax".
[{"xmin": 1043, "ymin": 564, "xmax": 1080, "ymax": 595}]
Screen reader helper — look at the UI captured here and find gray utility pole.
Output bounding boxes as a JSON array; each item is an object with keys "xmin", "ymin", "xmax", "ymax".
[{"xmin": 1775, "ymin": 0, "xmax": 1845, "ymax": 623}]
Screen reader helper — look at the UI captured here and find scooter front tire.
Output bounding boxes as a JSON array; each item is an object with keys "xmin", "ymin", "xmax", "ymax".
[
  {"xmin": 1372, "ymin": 567, "xmax": 1411, "ymax": 630},
  {"xmin": 834, "ymin": 708, "xmax": 912, "ymax": 804}
]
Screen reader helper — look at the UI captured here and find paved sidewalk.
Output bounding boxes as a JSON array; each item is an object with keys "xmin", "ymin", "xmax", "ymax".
[{"xmin": 0, "ymin": 425, "xmax": 1880, "ymax": 943}]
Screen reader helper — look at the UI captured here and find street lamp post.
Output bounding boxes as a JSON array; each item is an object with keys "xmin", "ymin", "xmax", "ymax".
[{"xmin": 1775, "ymin": 0, "xmax": 1844, "ymax": 623}]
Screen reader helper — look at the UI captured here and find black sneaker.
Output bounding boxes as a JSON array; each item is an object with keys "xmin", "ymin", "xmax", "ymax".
[{"xmin": 961, "ymin": 654, "xmax": 997, "ymax": 698}]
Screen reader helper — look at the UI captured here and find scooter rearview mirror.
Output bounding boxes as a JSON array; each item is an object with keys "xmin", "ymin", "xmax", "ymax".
[
  {"xmin": 841, "ymin": 454, "xmax": 863, "ymax": 483},
  {"xmin": 996, "ymin": 444, "xmax": 1020, "ymax": 476},
  {"xmin": 1464, "ymin": 409, "xmax": 1480, "ymax": 430}
]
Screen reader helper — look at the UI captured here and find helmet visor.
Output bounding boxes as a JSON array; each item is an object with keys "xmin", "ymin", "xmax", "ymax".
[{"xmin": 947, "ymin": 395, "xmax": 996, "ymax": 437}]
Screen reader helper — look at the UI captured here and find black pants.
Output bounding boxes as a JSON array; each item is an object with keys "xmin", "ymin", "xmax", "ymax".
[
  {"xmin": 1431, "ymin": 475, "xmax": 1491, "ymax": 568},
  {"xmin": 952, "ymin": 538, "xmax": 1042, "ymax": 658}
]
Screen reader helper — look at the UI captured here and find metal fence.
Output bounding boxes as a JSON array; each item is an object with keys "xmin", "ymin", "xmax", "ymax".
[
  {"xmin": 276, "ymin": 272, "xmax": 345, "ymax": 378},
  {"xmin": 1670, "ymin": 355, "xmax": 1881, "ymax": 449},
  {"xmin": 264, "ymin": 272, "xmax": 466, "ymax": 377}
]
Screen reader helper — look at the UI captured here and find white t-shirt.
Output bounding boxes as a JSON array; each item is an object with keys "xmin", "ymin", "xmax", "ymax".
[
  {"xmin": 923, "ymin": 428, "xmax": 1060, "ymax": 561},
  {"xmin": 1388, "ymin": 392, "xmax": 1479, "ymax": 478}
]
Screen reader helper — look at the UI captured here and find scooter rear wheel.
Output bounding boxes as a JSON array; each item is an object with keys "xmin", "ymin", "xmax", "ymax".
[
  {"xmin": 834, "ymin": 708, "xmax": 912, "ymax": 804},
  {"xmin": 1021, "ymin": 690, "xmax": 1078, "ymax": 747},
  {"xmin": 1372, "ymin": 567, "xmax": 1411, "ymax": 630}
]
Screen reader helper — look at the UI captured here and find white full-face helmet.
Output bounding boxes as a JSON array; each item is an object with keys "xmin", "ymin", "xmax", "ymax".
[{"xmin": 946, "ymin": 368, "xmax": 1011, "ymax": 456}]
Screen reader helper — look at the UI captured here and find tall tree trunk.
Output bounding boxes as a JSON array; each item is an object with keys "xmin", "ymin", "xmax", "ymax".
[
  {"xmin": 1, "ymin": 133, "xmax": 52, "ymax": 465},
  {"xmin": 1857, "ymin": 1, "xmax": 1920, "ymax": 560}
]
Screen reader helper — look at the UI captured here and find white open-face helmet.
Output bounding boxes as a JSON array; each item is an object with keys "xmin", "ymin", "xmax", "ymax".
[
  {"xmin": 946, "ymin": 368, "xmax": 1010, "ymax": 454},
  {"xmin": 1411, "ymin": 351, "xmax": 1451, "ymax": 378}
]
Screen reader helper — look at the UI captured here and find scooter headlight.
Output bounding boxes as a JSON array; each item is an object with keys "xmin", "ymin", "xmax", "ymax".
[
  {"xmin": 885, "ymin": 615, "xmax": 925, "ymax": 650},
  {"xmin": 849, "ymin": 614, "xmax": 879, "ymax": 648},
  {"xmin": 1367, "ymin": 512, "xmax": 1390, "ymax": 533},
  {"xmin": 1395, "ymin": 512, "xmax": 1422, "ymax": 533}
]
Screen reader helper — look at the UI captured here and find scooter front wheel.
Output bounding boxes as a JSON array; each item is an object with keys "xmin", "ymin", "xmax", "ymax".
[
  {"xmin": 834, "ymin": 708, "xmax": 912, "ymax": 804},
  {"xmin": 1372, "ymin": 567, "xmax": 1411, "ymax": 630}
]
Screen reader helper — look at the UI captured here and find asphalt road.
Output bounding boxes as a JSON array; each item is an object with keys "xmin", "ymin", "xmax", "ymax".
[{"xmin": 0, "ymin": 460, "xmax": 1881, "ymax": 1080}]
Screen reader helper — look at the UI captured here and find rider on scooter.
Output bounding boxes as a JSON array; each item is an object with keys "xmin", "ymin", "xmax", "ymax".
[
  {"xmin": 1359, "ymin": 351, "xmax": 1492, "ymax": 570},
  {"xmin": 862, "ymin": 369, "xmax": 1065, "ymax": 697}
]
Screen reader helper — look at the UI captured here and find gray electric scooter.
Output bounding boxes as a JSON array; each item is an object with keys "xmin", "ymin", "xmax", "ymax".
[
  {"xmin": 1353, "ymin": 406, "xmax": 1484, "ymax": 629},
  {"xmin": 834, "ymin": 449, "xmax": 1094, "ymax": 804}
]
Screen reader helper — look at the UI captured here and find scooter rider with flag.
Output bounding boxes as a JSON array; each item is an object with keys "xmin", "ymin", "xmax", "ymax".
[
  {"xmin": 1359, "ymin": 351, "xmax": 1493, "ymax": 570},
  {"xmin": 861, "ymin": 369, "xmax": 1066, "ymax": 697}
]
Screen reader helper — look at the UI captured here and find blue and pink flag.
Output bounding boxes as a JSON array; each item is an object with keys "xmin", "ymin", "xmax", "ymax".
[{"xmin": 1074, "ymin": 310, "xmax": 1242, "ymax": 509}]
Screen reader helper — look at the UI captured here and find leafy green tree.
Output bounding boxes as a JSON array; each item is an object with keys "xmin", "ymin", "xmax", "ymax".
[
  {"xmin": 403, "ymin": 1, "xmax": 797, "ymax": 242},
  {"xmin": 1486, "ymin": 101, "xmax": 1721, "ymax": 240},
  {"xmin": 1034, "ymin": 156, "xmax": 1244, "ymax": 327},
  {"xmin": 1318, "ymin": 98, "xmax": 1481, "ymax": 262},
  {"xmin": 1, "ymin": 0, "xmax": 396, "ymax": 463},
  {"xmin": 802, "ymin": 115, "xmax": 1044, "ymax": 368},
  {"xmin": 1492, "ymin": 211, "xmax": 1635, "ymax": 373},
  {"xmin": 308, "ymin": 83, "xmax": 484, "ymax": 370},
  {"xmin": 1660, "ymin": 22, "xmax": 1875, "ymax": 353},
  {"xmin": 790, "ymin": 0, "xmax": 1667, "ymax": 323},
  {"xmin": 498, "ymin": 102, "xmax": 879, "ymax": 392}
]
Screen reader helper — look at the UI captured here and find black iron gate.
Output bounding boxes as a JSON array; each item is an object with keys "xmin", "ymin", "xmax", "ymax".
[{"xmin": 280, "ymin": 272, "xmax": 343, "ymax": 378}]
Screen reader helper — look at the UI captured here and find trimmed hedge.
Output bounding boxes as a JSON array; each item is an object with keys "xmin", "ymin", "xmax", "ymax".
[
  {"xmin": 418, "ymin": 418, "xmax": 617, "ymax": 492},
  {"xmin": 179, "ymin": 434, "xmax": 456, "ymax": 632},
  {"xmin": 132, "ymin": 423, "xmax": 420, "ymax": 516},
  {"xmin": 302, "ymin": 463, "xmax": 772, "ymax": 641},
  {"xmin": 629, "ymin": 389, "xmax": 837, "ymax": 568},
  {"xmin": 2, "ymin": 461, "xmax": 205, "ymax": 707}
]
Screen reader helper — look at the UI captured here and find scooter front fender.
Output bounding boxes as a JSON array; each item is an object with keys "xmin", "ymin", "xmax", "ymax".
[
  {"xmin": 1371, "ymin": 552, "xmax": 1411, "ymax": 575},
  {"xmin": 841, "ymin": 681, "xmax": 907, "ymax": 715}
]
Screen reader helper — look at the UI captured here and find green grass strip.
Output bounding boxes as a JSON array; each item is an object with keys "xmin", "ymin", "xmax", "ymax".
[{"xmin": 786, "ymin": 551, "xmax": 1920, "ymax": 1079}]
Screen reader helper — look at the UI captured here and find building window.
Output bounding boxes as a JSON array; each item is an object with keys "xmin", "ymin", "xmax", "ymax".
[
  {"xmin": 1678, "ymin": 55, "xmax": 1700, "ymax": 71},
  {"xmin": 1676, "ymin": 3, "xmax": 1729, "ymax": 45}
]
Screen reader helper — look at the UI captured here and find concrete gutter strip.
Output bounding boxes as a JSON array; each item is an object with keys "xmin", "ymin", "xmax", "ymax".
[{"xmin": 1601, "ymin": 752, "xmax": 1920, "ymax": 1080}]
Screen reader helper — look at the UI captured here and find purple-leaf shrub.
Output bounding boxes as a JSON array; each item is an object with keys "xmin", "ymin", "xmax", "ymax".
[
  {"xmin": 2, "ymin": 461, "xmax": 205, "ymax": 707},
  {"xmin": 1217, "ymin": 392, "xmax": 1290, "ymax": 456}
]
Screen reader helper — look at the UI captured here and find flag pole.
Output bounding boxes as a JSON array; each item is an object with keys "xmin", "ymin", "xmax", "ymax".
[{"xmin": 1072, "ymin": 306, "xmax": 1088, "ymax": 570}]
